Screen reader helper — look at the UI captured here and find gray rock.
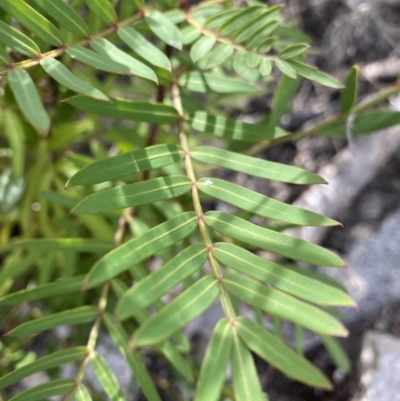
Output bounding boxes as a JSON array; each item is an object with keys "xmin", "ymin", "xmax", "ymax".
[
  {"xmin": 353, "ymin": 331, "xmax": 400, "ymax": 401},
  {"xmin": 322, "ymin": 206, "xmax": 400, "ymax": 322}
]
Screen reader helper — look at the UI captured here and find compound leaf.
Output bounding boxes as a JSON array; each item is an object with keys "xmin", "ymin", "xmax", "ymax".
[
  {"xmin": 72, "ymin": 175, "xmax": 192, "ymax": 214},
  {"xmin": 237, "ymin": 317, "xmax": 332, "ymax": 388},
  {"xmin": 68, "ymin": 144, "xmax": 183, "ymax": 186},
  {"xmin": 133, "ymin": 276, "xmax": 220, "ymax": 346},
  {"xmin": 84, "ymin": 212, "xmax": 198, "ymax": 288},
  {"xmin": 205, "ymin": 211, "xmax": 345, "ymax": 266},
  {"xmin": 116, "ymin": 244, "xmax": 207, "ymax": 319}
]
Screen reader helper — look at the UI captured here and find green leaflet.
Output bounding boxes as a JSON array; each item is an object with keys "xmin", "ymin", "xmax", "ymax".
[
  {"xmin": 275, "ymin": 59, "xmax": 297, "ymax": 79},
  {"xmin": 66, "ymin": 96, "xmax": 179, "ymax": 124},
  {"xmin": 205, "ymin": 211, "xmax": 345, "ymax": 266},
  {"xmin": 231, "ymin": 334, "xmax": 265, "ymax": 401},
  {"xmin": 234, "ymin": 9, "xmax": 279, "ymax": 43},
  {"xmin": 179, "ymin": 71, "xmax": 257, "ymax": 93},
  {"xmin": 190, "ymin": 146, "xmax": 326, "ymax": 185},
  {"xmin": 267, "ymin": 73, "xmax": 301, "ymax": 129},
  {"xmin": 288, "ymin": 61, "xmax": 344, "ymax": 89},
  {"xmin": 320, "ymin": 335, "xmax": 351, "ymax": 373},
  {"xmin": 159, "ymin": 341, "xmax": 193, "ymax": 382},
  {"xmin": 246, "ymin": 53, "xmax": 262, "ymax": 69},
  {"xmin": 84, "ymin": 212, "xmax": 198, "ymax": 288},
  {"xmin": 237, "ymin": 317, "xmax": 332, "ymax": 389},
  {"xmin": 72, "ymin": 175, "xmax": 192, "ymax": 214},
  {"xmin": 198, "ymin": 177, "xmax": 338, "ymax": 226},
  {"xmin": 7, "ymin": 69, "xmax": 50, "ymax": 135},
  {"xmin": 0, "ymin": 45, "xmax": 10, "ymax": 65},
  {"xmin": 133, "ymin": 275, "xmax": 220, "ymax": 346},
  {"xmin": 204, "ymin": 9, "xmax": 241, "ymax": 30},
  {"xmin": 104, "ymin": 314, "xmax": 162, "ymax": 401},
  {"xmin": 11, "ymin": 238, "xmax": 113, "ymax": 253},
  {"xmin": 0, "ymin": 276, "xmax": 85, "ymax": 306},
  {"xmin": 90, "ymin": 38, "xmax": 158, "ymax": 83},
  {"xmin": 6, "ymin": 306, "xmax": 97, "ymax": 337},
  {"xmin": 32, "ymin": 0, "xmax": 88, "ymax": 36},
  {"xmin": 181, "ymin": 25, "xmax": 201, "ymax": 45},
  {"xmin": 280, "ymin": 43, "xmax": 309, "ymax": 59},
  {"xmin": 257, "ymin": 37, "xmax": 274, "ymax": 53},
  {"xmin": 116, "ymin": 244, "xmax": 208, "ymax": 319},
  {"xmin": 213, "ymin": 243, "xmax": 354, "ymax": 306},
  {"xmin": 340, "ymin": 65, "xmax": 359, "ymax": 114},
  {"xmin": 321, "ymin": 109, "xmax": 400, "ymax": 137},
  {"xmin": 0, "ymin": 347, "xmax": 87, "ymax": 389},
  {"xmin": 0, "ymin": 0, "xmax": 63, "ymax": 46},
  {"xmin": 218, "ymin": 5, "xmax": 265, "ymax": 37},
  {"xmin": 117, "ymin": 26, "xmax": 171, "ymax": 71},
  {"xmin": 189, "ymin": 111, "xmax": 288, "ymax": 141},
  {"xmin": 75, "ymin": 385, "xmax": 93, "ymax": 401},
  {"xmin": 223, "ymin": 273, "xmax": 348, "ymax": 336},
  {"xmin": 0, "ymin": 19, "xmax": 44, "ymax": 57},
  {"xmin": 91, "ymin": 352, "xmax": 128, "ymax": 401},
  {"xmin": 68, "ymin": 144, "xmax": 183, "ymax": 186},
  {"xmin": 204, "ymin": 43, "xmax": 234, "ymax": 70},
  {"xmin": 164, "ymin": 9, "xmax": 186, "ymax": 24},
  {"xmin": 65, "ymin": 45, "xmax": 130, "ymax": 75},
  {"xmin": 190, "ymin": 36, "xmax": 216, "ymax": 63},
  {"xmin": 84, "ymin": 0, "xmax": 117, "ymax": 24},
  {"xmin": 194, "ymin": 318, "xmax": 233, "ymax": 401},
  {"xmin": 145, "ymin": 11, "xmax": 182, "ymax": 50},
  {"xmin": 3, "ymin": 109, "xmax": 25, "ymax": 180},
  {"xmin": 40, "ymin": 58, "xmax": 109, "ymax": 101},
  {"xmin": 233, "ymin": 50, "xmax": 247, "ymax": 75},
  {"xmin": 7, "ymin": 379, "xmax": 75, "ymax": 401}
]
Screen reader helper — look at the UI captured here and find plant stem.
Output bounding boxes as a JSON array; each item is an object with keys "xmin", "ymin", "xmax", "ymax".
[
  {"xmin": 245, "ymin": 83, "xmax": 400, "ymax": 156},
  {"xmin": 171, "ymin": 80, "xmax": 236, "ymax": 320},
  {"xmin": 63, "ymin": 282, "xmax": 110, "ymax": 401},
  {"xmin": 0, "ymin": 14, "xmax": 141, "ymax": 75}
]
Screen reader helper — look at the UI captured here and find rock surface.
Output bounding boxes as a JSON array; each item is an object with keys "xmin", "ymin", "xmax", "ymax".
[{"xmin": 353, "ymin": 331, "xmax": 400, "ymax": 401}]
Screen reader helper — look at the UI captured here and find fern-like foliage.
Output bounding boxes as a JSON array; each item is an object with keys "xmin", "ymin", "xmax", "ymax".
[{"xmin": 1, "ymin": 0, "xmax": 399, "ymax": 400}]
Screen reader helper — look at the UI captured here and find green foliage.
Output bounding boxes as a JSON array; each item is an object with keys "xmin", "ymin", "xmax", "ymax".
[{"xmin": 0, "ymin": 0, "xmax": 398, "ymax": 400}]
